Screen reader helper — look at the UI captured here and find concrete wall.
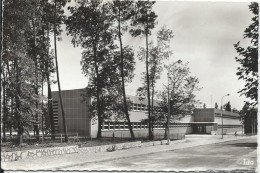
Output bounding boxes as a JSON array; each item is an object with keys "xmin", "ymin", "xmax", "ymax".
[
  {"xmin": 52, "ymin": 89, "xmax": 91, "ymax": 136},
  {"xmin": 101, "ymin": 127, "xmax": 192, "ymax": 139},
  {"xmin": 1, "ymin": 146, "xmax": 78, "ymax": 162},
  {"xmin": 215, "ymin": 117, "xmax": 242, "ymax": 126},
  {"xmin": 216, "ymin": 127, "xmax": 242, "ymax": 135},
  {"xmin": 2, "ymin": 140, "xmax": 173, "ymax": 162}
]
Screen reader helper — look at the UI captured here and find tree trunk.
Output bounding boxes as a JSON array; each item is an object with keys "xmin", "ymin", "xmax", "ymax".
[
  {"xmin": 118, "ymin": 4, "xmax": 135, "ymax": 140},
  {"xmin": 46, "ymin": 25, "xmax": 55, "ymax": 140},
  {"xmin": 151, "ymin": 81, "xmax": 155, "ymax": 132},
  {"xmin": 164, "ymin": 117, "xmax": 168, "ymax": 139},
  {"xmin": 34, "ymin": 59, "xmax": 40, "ymax": 141},
  {"xmin": 41, "ymin": 76, "xmax": 44, "ymax": 140},
  {"xmin": 2, "ymin": 69, "xmax": 6, "ymax": 141},
  {"xmin": 47, "ymin": 74, "xmax": 55, "ymax": 139},
  {"xmin": 93, "ymin": 44, "xmax": 102, "ymax": 139},
  {"xmin": 54, "ymin": 0, "xmax": 68, "ymax": 142},
  {"xmin": 14, "ymin": 58, "xmax": 23, "ymax": 137},
  {"xmin": 145, "ymin": 28, "xmax": 152, "ymax": 140},
  {"xmin": 0, "ymin": 64, "xmax": 1, "ymax": 138},
  {"xmin": 10, "ymin": 96, "xmax": 13, "ymax": 136}
]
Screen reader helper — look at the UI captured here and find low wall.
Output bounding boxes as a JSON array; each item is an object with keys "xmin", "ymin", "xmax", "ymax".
[
  {"xmin": 102, "ymin": 127, "xmax": 192, "ymax": 138},
  {"xmin": 216, "ymin": 128, "xmax": 242, "ymax": 135},
  {"xmin": 1, "ymin": 145, "xmax": 78, "ymax": 162},
  {"xmin": 1, "ymin": 140, "xmax": 172, "ymax": 162}
]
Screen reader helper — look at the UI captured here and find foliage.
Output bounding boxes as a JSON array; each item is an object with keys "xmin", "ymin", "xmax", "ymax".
[
  {"xmin": 110, "ymin": 0, "xmax": 136, "ymax": 139},
  {"xmin": 234, "ymin": 2, "xmax": 258, "ymax": 106},
  {"xmin": 66, "ymin": 0, "xmax": 135, "ymax": 138},
  {"xmin": 239, "ymin": 101, "xmax": 257, "ymax": 133},
  {"xmin": 157, "ymin": 60, "xmax": 201, "ymax": 123},
  {"xmin": 215, "ymin": 102, "xmax": 218, "ymax": 109},
  {"xmin": 130, "ymin": 1, "xmax": 157, "ymax": 139},
  {"xmin": 224, "ymin": 101, "xmax": 231, "ymax": 111},
  {"xmin": 1, "ymin": 0, "xmax": 61, "ymax": 141},
  {"xmin": 137, "ymin": 26, "xmax": 173, "ymax": 130}
]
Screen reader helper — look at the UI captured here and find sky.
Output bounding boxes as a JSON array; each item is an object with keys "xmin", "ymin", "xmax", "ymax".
[{"xmin": 50, "ymin": 1, "xmax": 254, "ymax": 110}]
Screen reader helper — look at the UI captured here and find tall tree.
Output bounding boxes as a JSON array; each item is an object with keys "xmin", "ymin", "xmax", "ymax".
[
  {"xmin": 130, "ymin": 1, "xmax": 157, "ymax": 139},
  {"xmin": 137, "ymin": 26, "xmax": 173, "ymax": 131},
  {"xmin": 0, "ymin": 0, "xmax": 2, "ymax": 130},
  {"xmin": 111, "ymin": 0, "xmax": 135, "ymax": 139},
  {"xmin": 66, "ymin": 0, "xmax": 134, "ymax": 138},
  {"xmin": 53, "ymin": 0, "xmax": 68, "ymax": 142},
  {"xmin": 224, "ymin": 101, "xmax": 231, "ymax": 111},
  {"xmin": 2, "ymin": 0, "xmax": 43, "ymax": 138},
  {"xmin": 234, "ymin": 2, "xmax": 258, "ymax": 107},
  {"xmin": 240, "ymin": 102, "xmax": 257, "ymax": 134}
]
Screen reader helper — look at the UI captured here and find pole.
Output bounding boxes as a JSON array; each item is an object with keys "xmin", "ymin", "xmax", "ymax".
[{"xmin": 211, "ymin": 95, "xmax": 212, "ymax": 108}]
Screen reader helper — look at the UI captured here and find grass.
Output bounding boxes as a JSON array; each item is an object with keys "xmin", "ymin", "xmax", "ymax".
[{"xmin": 1, "ymin": 135, "xmax": 183, "ymax": 152}]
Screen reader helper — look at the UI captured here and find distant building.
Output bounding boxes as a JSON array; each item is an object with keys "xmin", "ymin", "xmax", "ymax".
[{"xmin": 52, "ymin": 89, "xmax": 242, "ymax": 138}]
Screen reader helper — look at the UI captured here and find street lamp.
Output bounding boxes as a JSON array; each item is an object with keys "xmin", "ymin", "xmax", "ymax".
[{"xmin": 221, "ymin": 94, "xmax": 230, "ymax": 139}]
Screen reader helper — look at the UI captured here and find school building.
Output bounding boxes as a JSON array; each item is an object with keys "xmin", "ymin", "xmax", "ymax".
[{"xmin": 52, "ymin": 88, "xmax": 242, "ymax": 138}]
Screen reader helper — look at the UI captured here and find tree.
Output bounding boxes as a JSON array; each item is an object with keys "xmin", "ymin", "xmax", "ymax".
[
  {"xmin": 232, "ymin": 107, "xmax": 239, "ymax": 113},
  {"xmin": 215, "ymin": 102, "xmax": 218, "ymax": 109},
  {"xmin": 66, "ymin": 0, "xmax": 112, "ymax": 138},
  {"xmin": 240, "ymin": 102, "xmax": 257, "ymax": 134},
  {"xmin": 130, "ymin": 1, "xmax": 157, "ymax": 139},
  {"xmin": 137, "ymin": 26, "xmax": 173, "ymax": 131},
  {"xmin": 234, "ymin": 2, "xmax": 258, "ymax": 107},
  {"xmin": 111, "ymin": 0, "xmax": 135, "ymax": 139},
  {"xmin": 66, "ymin": 0, "xmax": 135, "ymax": 138},
  {"xmin": 224, "ymin": 101, "xmax": 231, "ymax": 111},
  {"xmin": 0, "ymin": 0, "xmax": 2, "ymax": 132},
  {"xmin": 2, "ymin": 0, "xmax": 44, "ymax": 138},
  {"xmin": 2, "ymin": 0, "xmax": 59, "ymax": 142},
  {"xmin": 53, "ymin": 0, "xmax": 68, "ymax": 142},
  {"xmin": 158, "ymin": 60, "xmax": 201, "ymax": 138}
]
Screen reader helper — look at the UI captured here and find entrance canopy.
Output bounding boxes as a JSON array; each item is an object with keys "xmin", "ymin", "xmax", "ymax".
[{"xmin": 190, "ymin": 122, "xmax": 218, "ymax": 134}]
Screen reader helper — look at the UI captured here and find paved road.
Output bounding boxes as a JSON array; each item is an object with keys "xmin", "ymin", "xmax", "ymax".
[{"xmin": 66, "ymin": 137, "xmax": 257, "ymax": 171}]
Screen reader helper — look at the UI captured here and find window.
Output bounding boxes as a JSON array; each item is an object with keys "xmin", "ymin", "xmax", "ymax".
[
  {"xmin": 133, "ymin": 103, "xmax": 137, "ymax": 110},
  {"xmin": 137, "ymin": 104, "xmax": 141, "ymax": 111},
  {"xmin": 141, "ymin": 104, "xmax": 145, "ymax": 111}
]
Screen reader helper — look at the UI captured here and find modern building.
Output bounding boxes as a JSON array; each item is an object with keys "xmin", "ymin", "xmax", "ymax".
[{"xmin": 52, "ymin": 88, "xmax": 242, "ymax": 138}]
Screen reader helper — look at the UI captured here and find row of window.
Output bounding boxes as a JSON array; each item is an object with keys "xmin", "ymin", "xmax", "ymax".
[
  {"xmin": 130, "ymin": 103, "xmax": 163, "ymax": 112},
  {"xmin": 102, "ymin": 122, "xmax": 191, "ymax": 130}
]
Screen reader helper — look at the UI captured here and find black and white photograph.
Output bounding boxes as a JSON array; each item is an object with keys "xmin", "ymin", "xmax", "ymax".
[{"xmin": 0, "ymin": 0, "xmax": 258, "ymax": 172}]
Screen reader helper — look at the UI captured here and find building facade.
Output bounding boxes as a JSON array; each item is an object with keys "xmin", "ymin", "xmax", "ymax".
[{"xmin": 52, "ymin": 89, "xmax": 242, "ymax": 138}]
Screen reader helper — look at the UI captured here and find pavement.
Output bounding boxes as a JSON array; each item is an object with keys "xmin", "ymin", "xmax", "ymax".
[
  {"xmin": 67, "ymin": 137, "xmax": 257, "ymax": 171},
  {"xmin": 1, "ymin": 134, "xmax": 257, "ymax": 171}
]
